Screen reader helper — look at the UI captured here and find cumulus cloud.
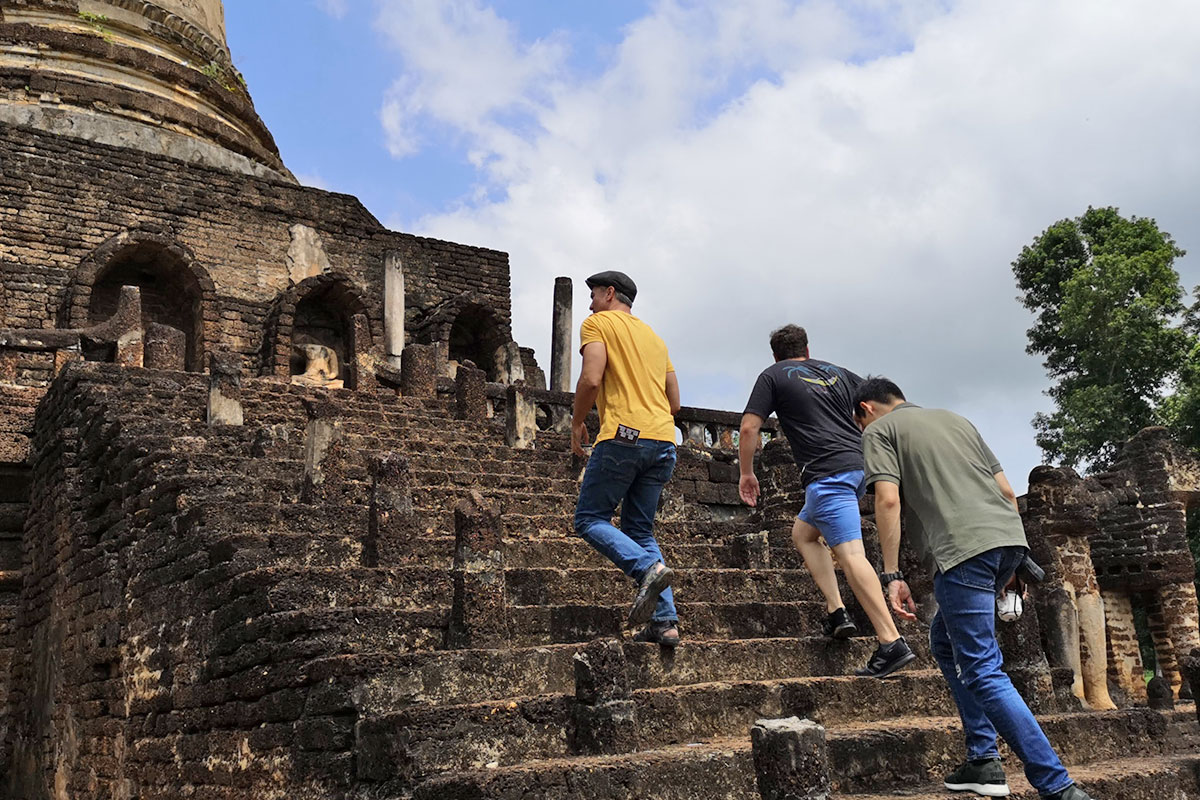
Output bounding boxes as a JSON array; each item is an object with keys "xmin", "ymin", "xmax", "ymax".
[{"xmin": 371, "ymin": 0, "xmax": 1200, "ymax": 488}]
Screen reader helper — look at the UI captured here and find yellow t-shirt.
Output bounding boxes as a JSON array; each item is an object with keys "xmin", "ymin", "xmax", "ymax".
[{"xmin": 580, "ymin": 310, "xmax": 676, "ymax": 443}]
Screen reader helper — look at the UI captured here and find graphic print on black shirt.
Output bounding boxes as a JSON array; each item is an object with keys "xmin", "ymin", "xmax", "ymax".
[{"xmin": 743, "ymin": 358, "xmax": 864, "ymax": 486}]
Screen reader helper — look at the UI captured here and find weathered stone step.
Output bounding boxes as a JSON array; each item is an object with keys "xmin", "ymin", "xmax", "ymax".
[
  {"xmin": 825, "ymin": 707, "xmax": 1199, "ymax": 793},
  {"xmin": 505, "ymin": 567, "xmax": 828, "ymax": 606},
  {"xmin": 208, "ymin": 607, "xmax": 449, "ymax": 673},
  {"xmin": 306, "ymin": 636, "xmax": 936, "ymax": 711},
  {"xmin": 211, "ymin": 566, "xmax": 454, "ymax": 632},
  {"xmin": 836, "ymin": 752, "xmax": 1200, "ymax": 800},
  {"xmin": 404, "ymin": 745, "xmax": 1200, "ymax": 800},
  {"xmin": 407, "ymin": 468, "xmax": 580, "ymax": 494},
  {"xmin": 354, "ymin": 670, "xmax": 953, "ymax": 782},
  {"xmin": 507, "ymin": 600, "xmax": 865, "ymax": 644}
]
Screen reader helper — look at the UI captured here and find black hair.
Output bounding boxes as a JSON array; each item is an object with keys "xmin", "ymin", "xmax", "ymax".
[
  {"xmin": 769, "ymin": 324, "xmax": 809, "ymax": 361},
  {"xmin": 852, "ymin": 376, "xmax": 906, "ymax": 417}
]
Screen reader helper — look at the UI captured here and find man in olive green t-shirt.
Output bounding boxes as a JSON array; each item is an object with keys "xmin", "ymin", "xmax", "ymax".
[{"xmin": 854, "ymin": 377, "xmax": 1095, "ymax": 800}]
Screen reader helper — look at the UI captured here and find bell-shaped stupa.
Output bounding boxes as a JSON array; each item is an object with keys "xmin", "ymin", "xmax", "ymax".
[{"xmin": 0, "ymin": 0, "xmax": 293, "ymax": 180}]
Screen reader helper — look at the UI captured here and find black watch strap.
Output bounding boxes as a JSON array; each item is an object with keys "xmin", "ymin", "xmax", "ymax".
[{"xmin": 880, "ymin": 570, "xmax": 905, "ymax": 586}]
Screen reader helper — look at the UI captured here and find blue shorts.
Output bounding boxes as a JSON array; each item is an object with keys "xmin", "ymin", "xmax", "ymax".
[{"xmin": 797, "ymin": 470, "xmax": 866, "ymax": 548}]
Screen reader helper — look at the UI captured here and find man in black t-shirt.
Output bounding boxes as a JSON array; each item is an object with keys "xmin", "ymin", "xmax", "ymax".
[{"xmin": 738, "ymin": 325, "xmax": 914, "ymax": 678}]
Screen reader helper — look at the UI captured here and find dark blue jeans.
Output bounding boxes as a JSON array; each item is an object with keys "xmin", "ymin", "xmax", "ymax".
[
  {"xmin": 574, "ymin": 439, "xmax": 678, "ymax": 623},
  {"xmin": 930, "ymin": 545, "xmax": 1073, "ymax": 796}
]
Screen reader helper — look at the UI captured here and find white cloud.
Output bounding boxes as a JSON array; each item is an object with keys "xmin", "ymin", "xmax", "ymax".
[
  {"xmin": 372, "ymin": 0, "xmax": 1200, "ymax": 489},
  {"xmin": 293, "ymin": 171, "xmax": 330, "ymax": 190},
  {"xmin": 315, "ymin": 0, "xmax": 349, "ymax": 20}
]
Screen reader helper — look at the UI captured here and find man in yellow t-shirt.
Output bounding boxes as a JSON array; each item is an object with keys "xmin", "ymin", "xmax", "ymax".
[{"xmin": 571, "ymin": 271, "xmax": 682, "ymax": 646}]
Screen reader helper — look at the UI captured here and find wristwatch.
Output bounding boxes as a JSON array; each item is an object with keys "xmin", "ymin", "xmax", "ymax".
[{"xmin": 879, "ymin": 570, "xmax": 905, "ymax": 586}]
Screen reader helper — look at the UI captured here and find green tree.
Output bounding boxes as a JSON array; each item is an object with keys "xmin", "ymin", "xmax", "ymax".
[{"xmin": 1013, "ymin": 206, "xmax": 1197, "ymax": 470}]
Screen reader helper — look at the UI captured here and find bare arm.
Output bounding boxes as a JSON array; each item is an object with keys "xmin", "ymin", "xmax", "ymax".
[
  {"xmin": 665, "ymin": 371, "xmax": 681, "ymax": 415},
  {"xmin": 571, "ymin": 341, "xmax": 606, "ymax": 456},
  {"xmin": 738, "ymin": 413, "xmax": 764, "ymax": 506},
  {"xmin": 874, "ymin": 480, "xmax": 917, "ymax": 621},
  {"xmin": 993, "ymin": 470, "xmax": 1020, "ymax": 515}
]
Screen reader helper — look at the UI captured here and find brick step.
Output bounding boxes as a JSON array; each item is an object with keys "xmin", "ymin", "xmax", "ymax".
[
  {"xmin": 406, "ymin": 738, "xmax": 755, "ymax": 800},
  {"xmin": 505, "ymin": 567, "xmax": 830, "ymax": 606},
  {"xmin": 208, "ymin": 607, "xmax": 450, "ymax": 673},
  {"xmin": 210, "ymin": 566, "xmax": 454, "ymax": 632},
  {"xmin": 411, "ymin": 486, "xmax": 576, "ymax": 517},
  {"xmin": 825, "ymin": 706, "xmax": 1200, "ymax": 793},
  {"xmin": 355, "ymin": 670, "xmax": 954, "ymax": 781},
  {"xmin": 416, "ymin": 511, "xmax": 757, "ymax": 544},
  {"xmin": 406, "ymin": 468, "xmax": 581, "ymax": 494},
  {"xmin": 837, "ymin": 751, "xmax": 1200, "ymax": 800},
  {"xmin": 305, "ymin": 636, "xmax": 936, "ymax": 711},
  {"xmin": 506, "ymin": 599, "xmax": 906, "ymax": 644},
  {"xmin": 405, "ymin": 745, "xmax": 1200, "ymax": 800}
]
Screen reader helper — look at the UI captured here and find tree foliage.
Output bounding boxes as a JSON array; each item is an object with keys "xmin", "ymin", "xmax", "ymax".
[{"xmin": 1013, "ymin": 206, "xmax": 1197, "ymax": 469}]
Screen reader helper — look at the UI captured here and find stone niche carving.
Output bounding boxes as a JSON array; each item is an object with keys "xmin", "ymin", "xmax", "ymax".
[
  {"xmin": 291, "ymin": 344, "xmax": 343, "ymax": 389},
  {"xmin": 1024, "ymin": 428, "xmax": 1200, "ymax": 706},
  {"xmin": 268, "ymin": 275, "xmax": 371, "ymax": 390}
]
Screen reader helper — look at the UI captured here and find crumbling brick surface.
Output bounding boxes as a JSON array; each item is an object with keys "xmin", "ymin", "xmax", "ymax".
[{"xmin": 0, "ymin": 122, "xmax": 513, "ymax": 384}]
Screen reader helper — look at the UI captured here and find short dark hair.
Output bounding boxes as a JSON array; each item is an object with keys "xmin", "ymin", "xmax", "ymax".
[
  {"xmin": 769, "ymin": 325, "xmax": 809, "ymax": 361},
  {"xmin": 852, "ymin": 376, "xmax": 906, "ymax": 417}
]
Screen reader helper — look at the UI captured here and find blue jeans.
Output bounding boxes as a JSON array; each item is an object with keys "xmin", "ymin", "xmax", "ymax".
[
  {"xmin": 930, "ymin": 546, "xmax": 1073, "ymax": 796},
  {"xmin": 574, "ymin": 439, "xmax": 678, "ymax": 623}
]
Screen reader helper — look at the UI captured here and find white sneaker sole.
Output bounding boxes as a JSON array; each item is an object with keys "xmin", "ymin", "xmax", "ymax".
[{"xmin": 943, "ymin": 780, "xmax": 1011, "ymax": 797}]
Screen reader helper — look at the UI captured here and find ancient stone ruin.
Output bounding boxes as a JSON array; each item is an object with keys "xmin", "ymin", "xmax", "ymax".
[{"xmin": 0, "ymin": 2, "xmax": 1197, "ymax": 798}]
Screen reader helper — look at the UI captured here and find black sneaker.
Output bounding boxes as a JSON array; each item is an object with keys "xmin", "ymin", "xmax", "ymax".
[
  {"xmin": 632, "ymin": 619, "xmax": 680, "ymax": 648},
  {"xmin": 854, "ymin": 636, "xmax": 916, "ymax": 678},
  {"xmin": 627, "ymin": 562, "xmax": 674, "ymax": 627},
  {"xmin": 944, "ymin": 758, "xmax": 1011, "ymax": 797},
  {"xmin": 821, "ymin": 607, "xmax": 859, "ymax": 639},
  {"xmin": 1041, "ymin": 785, "xmax": 1095, "ymax": 800}
]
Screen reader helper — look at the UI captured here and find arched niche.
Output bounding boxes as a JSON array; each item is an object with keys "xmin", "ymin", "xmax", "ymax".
[
  {"xmin": 414, "ymin": 292, "xmax": 510, "ymax": 381},
  {"xmin": 265, "ymin": 274, "xmax": 370, "ymax": 389},
  {"xmin": 447, "ymin": 303, "xmax": 507, "ymax": 381},
  {"xmin": 67, "ymin": 232, "xmax": 216, "ymax": 371}
]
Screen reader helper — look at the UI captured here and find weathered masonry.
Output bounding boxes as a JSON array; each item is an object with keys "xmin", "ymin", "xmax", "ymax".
[{"xmin": 0, "ymin": 2, "xmax": 1198, "ymax": 799}]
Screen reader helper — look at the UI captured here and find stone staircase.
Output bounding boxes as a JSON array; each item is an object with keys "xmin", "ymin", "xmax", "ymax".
[{"xmin": 8, "ymin": 363, "xmax": 1199, "ymax": 800}]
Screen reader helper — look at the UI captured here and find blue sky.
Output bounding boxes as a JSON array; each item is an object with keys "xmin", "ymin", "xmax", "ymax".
[
  {"xmin": 223, "ymin": 1, "xmax": 1200, "ymax": 489},
  {"xmin": 226, "ymin": 2, "xmax": 652, "ymax": 224}
]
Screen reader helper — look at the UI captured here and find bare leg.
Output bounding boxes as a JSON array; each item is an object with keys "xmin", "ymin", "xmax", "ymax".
[
  {"xmin": 792, "ymin": 518, "xmax": 844, "ymax": 613},
  {"xmin": 831, "ymin": 539, "xmax": 901, "ymax": 645}
]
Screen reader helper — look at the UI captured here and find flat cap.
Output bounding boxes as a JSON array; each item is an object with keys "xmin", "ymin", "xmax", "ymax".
[{"xmin": 585, "ymin": 270, "xmax": 637, "ymax": 303}]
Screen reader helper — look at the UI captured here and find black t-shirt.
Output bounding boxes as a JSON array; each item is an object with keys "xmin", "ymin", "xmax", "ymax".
[{"xmin": 743, "ymin": 358, "xmax": 864, "ymax": 486}]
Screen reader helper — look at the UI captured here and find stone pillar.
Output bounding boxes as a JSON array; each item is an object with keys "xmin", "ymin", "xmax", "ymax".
[
  {"xmin": 143, "ymin": 322, "xmax": 186, "ymax": 371},
  {"xmin": 1101, "ymin": 589, "xmax": 1147, "ymax": 704},
  {"xmin": 351, "ymin": 313, "xmax": 377, "ymax": 391},
  {"xmin": 505, "ymin": 383, "xmax": 536, "ymax": 449},
  {"xmin": 569, "ymin": 639, "xmax": 637, "ymax": 755},
  {"xmin": 384, "ymin": 251, "xmax": 405, "ymax": 369},
  {"xmin": 302, "ymin": 417, "xmax": 342, "ymax": 502},
  {"xmin": 751, "ymin": 717, "xmax": 831, "ymax": 800},
  {"xmin": 497, "ymin": 341, "xmax": 525, "ymax": 385},
  {"xmin": 550, "ymin": 276, "xmax": 572, "ymax": 392},
  {"xmin": 207, "ymin": 351, "xmax": 243, "ymax": 426},
  {"xmin": 733, "ymin": 531, "xmax": 771, "ymax": 570},
  {"xmin": 400, "ymin": 343, "xmax": 438, "ymax": 397},
  {"xmin": 455, "ymin": 362, "xmax": 488, "ymax": 421},
  {"xmin": 369, "ymin": 454, "xmax": 416, "ymax": 567},
  {"xmin": 104, "ymin": 285, "xmax": 144, "ymax": 367},
  {"xmin": 1151, "ymin": 582, "xmax": 1200, "ymax": 698},
  {"xmin": 447, "ymin": 491, "xmax": 507, "ymax": 649}
]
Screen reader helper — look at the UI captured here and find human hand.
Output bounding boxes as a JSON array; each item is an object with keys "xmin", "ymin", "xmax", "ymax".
[
  {"xmin": 571, "ymin": 421, "xmax": 590, "ymax": 457},
  {"xmin": 888, "ymin": 579, "xmax": 918, "ymax": 621},
  {"xmin": 739, "ymin": 473, "xmax": 760, "ymax": 506}
]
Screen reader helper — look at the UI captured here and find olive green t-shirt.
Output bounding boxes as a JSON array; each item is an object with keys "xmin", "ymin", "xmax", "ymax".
[{"xmin": 862, "ymin": 403, "xmax": 1028, "ymax": 573}]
